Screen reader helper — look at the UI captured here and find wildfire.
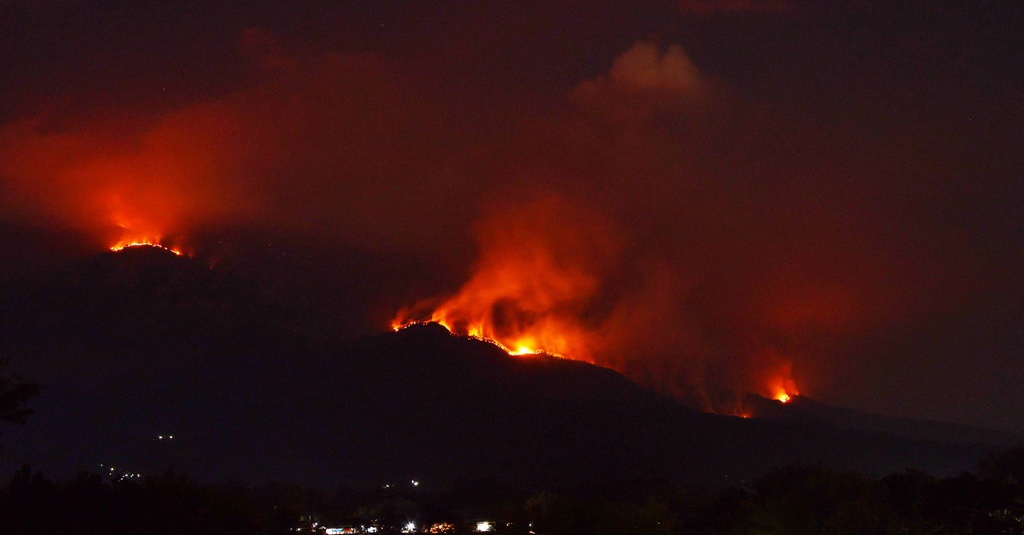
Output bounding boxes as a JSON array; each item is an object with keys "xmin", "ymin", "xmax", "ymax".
[
  {"xmin": 392, "ymin": 319, "xmax": 560, "ymax": 358},
  {"xmin": 391, "ymin": 197, "xmax": 609, "ymax": 361},
  {"xmin": 391, "ymin": 198, "xmax": 806, "ymax": 412},
  {"xmin": 109, "ymin": 239, "xmax": 185, "ymax": 256},
  {"xmin": 107, "ymin": 211, "xmax": 188, "ymax": 256},
  {"xmin": 768, "ymin": 377, "xmax": 799, "ymax": 404}
]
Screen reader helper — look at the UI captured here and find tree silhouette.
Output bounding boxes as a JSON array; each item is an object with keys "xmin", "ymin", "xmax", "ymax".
[{"xmin": 0, "ymin": 358, "xmax": 38, "ymax": 441}]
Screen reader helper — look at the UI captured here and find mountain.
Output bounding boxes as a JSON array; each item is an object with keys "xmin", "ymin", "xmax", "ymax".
[
  {"xmin": 746, "ymin": 393, "xmax": 1022, "ymax": 447},
  {"xmin": 0, "ymin": 246, "xmax": 1007, "ymax": 489}
]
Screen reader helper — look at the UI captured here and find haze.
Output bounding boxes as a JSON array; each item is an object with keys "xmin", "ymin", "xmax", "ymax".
[{"xmin": 0, "ymin": 1, "xmax": 1021, "ymax": 430}]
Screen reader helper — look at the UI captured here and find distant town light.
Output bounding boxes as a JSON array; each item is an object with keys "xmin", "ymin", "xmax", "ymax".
[
  {"xmin": 402, "ymin": 521, "xmax": 417, "ymax": 533},
  {"xmin": 475, "ymin": 521, "xmax": 495, "ymax": 532},
  {"xmin": 427, "ymin": 522, "xmax": 456, "ymax": 534}
]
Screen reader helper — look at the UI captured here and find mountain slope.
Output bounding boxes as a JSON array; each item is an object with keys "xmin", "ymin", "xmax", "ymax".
[
  {"xmin": 746, "ymin": 393, "xmax": 1022, "ymax": 446},
  {"xmin": 0, "ymin": 247, "xmax": 1004, "ymax": 489}
]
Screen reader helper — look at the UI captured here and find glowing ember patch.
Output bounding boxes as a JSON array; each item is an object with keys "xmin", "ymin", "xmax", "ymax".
[
  {"xmin": 394, "ymin": 320, "xmax": 560, "ymax": 358},
  {"xmin": 771, "ymin": 382, "xmax": 798, "ymax": 404},
  {"xmin": 391, "ymin": 199, "xmax": 606, "ymax": 363},
  {"xmin": 107, "ymin": 211, "xmax": 189, "ymax": 257},
  {"xmin": 392, "ymin": 315, "xmax": 572, "ymax": 359},
  {"xmin": 109, "ymin": 240, "xmax": 185, "ymax": 256},
  {"xmin": 763, "ymin": 359, "xmax": 799, "ymax": 407}
]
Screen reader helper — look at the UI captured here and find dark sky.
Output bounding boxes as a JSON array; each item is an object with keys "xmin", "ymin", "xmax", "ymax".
[{"xmin": 1, "ymin": 1, "xmax": 1022, "ymax": 430}]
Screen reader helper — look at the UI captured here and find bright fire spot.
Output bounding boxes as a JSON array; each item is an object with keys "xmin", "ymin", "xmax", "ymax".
[
  {"xmin": 393, "ymin": 319, "xmax": 557, "ymax": 358},
  {"xmin": 392, "ymin": 199, "xmax": 806, "ymax": 411},
  {"xmin": 770, "ymin": 382, "xmax": 798, "ymax": 404},
  {"xmin": 107, "ymin": 212, "xmax": 188, "ymax": 256},
  {"xmin": 109, "ymin": 240, "xmax": 185, "ymax": 256},
  {"xmin": 391, "ymin": 198, "xmax": 610, "ymax": 362},
  {"xmin": 762, "ymin": 359, "xmax": 799, "ymax": 405}
]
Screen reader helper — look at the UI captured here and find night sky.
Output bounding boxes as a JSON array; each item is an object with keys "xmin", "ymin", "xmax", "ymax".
[{"xmin": 1, "ymin": 1, "xmax": 1022, "ymax": 431}]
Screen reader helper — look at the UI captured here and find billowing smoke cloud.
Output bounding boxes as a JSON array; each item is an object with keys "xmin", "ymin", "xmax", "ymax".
[
  {"xmin": 392, "ymin": 42, "xmax": 818, "ymax": 410},
  {"xmin": 0, "ymin": 34, "xmax": 880, "ymax": 409},
  {"xmin": 0, "ymin": 28, "xmax": 477, "ymax": 258},
  {"xmin": 1, "ymin": 13, "xmax": 1014, "ymax": 422},
  {"xmin": 394, "ymin": 196, "xmax": 622, "ymax": 358}
]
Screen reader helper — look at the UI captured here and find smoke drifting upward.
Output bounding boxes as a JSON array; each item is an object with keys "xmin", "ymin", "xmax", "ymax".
[
  {"xmin": 0, "ymin": 83, "xmax": 247, "ymax": 253},
  {"xmin": 0, "ymin": 28, "xmax": 476, "ymax": 258},
  {"xmin": 391, "ymin": 42, "xmax": 806, "ymax": 410},
  {"xmin": 2, "ymin": 1, "xmax": 1020, "ymax": 427},
  {"xmin": 394, "ymin": 196, "xmax": 621, "ymax": 360},
  {"xmin": 0, "ymin": 35, "xmax": 853, "ymax": 410},
  {"xmin": 393, "ymin": 193, "xmax": 800, "ymax": 411}
]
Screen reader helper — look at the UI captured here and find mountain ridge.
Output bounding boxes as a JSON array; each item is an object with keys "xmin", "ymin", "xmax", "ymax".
[{"xmin": 0, "ymin": 246, "xmax": 1009, "ymax": 489}]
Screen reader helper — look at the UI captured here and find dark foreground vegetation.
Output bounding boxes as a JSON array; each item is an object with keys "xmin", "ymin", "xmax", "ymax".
[{"xmin": 4, "ymin": 450, "xmax": 1024, "ymax": 535}]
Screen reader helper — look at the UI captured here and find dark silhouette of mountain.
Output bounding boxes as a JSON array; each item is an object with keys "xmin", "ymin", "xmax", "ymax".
[
  {"xmin": 745, "ymin": 393, "xmax": 1022, "ymax": 447},
  {"xmin": 0, "ymin": 246, "xmax": 1007, "ymax": 489}
]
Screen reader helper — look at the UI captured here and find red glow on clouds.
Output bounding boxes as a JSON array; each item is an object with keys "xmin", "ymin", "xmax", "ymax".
[
  {"xmin": 766, "ymin": 362, "xmax": 799, "ymax": 403},
  {"xmin": 0, "ymin": 100, "xmax": 250, "ymax": 258},
  {"xmin": 392, "ymin": 197, "xmax": 618, "ymax": 361},
  {"xmin": 0, "ymin": 30, "xmax": 943, "ymax": 416},
  {"xmin": 109, "ymin": 241, "xmax": 185, "ymax": 256},
  {"xmin": 393, "ymin": 195, "xmax": 803, "ymax": 413}
]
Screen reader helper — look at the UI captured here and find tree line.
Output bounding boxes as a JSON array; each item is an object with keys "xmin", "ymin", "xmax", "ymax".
[{"xmin": 3, "ymin": 451, "xmax": 1024, "ymax": 535}]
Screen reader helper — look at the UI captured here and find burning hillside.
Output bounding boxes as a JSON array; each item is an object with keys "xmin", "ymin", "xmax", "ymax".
[
  {"xmin": 393, "ymin": 196, "xmax": 799, "ymax": 415},
  {"xmin": 109, "ymin": 240, "xmax": 185, "ymax": 256}
]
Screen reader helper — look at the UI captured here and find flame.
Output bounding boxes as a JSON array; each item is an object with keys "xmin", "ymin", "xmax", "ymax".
[
  {"xmin": 410, "ymin": 271, "xmax": 600, "ymax": 360},
  {"xmin": 109, "ymin": 239, "xmax": 185, "ymax": 256},
  {"xmin": 392, "ymin": 319, "xmax": 565, "ymax": 358},
  {"xmin": 394, "ymin": 277, "xmax": 803, "ymax": 407},
  {"xmin": 392, "ymin": 197, "xmax": 805, "ymax": 410},
  {"xmin": 767, "ymin": 371, "xmax": 799, "ymax": 404},
  {"xmin": 390, "ymin": 199, "xmax": 608, "ymax": 360},
  {"xmin": 107, "ymin": 213, "xmax": 187, "ymax": 256}
]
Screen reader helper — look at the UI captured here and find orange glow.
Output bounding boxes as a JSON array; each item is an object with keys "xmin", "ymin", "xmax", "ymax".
[
  {"xmin": 392, "ymin": 198, "xmax": 612, "ymax": 361},
  {"xmin": 767, "ymin": 371, "xmax": 799, "ymax": 404},
  {"xmin": 407, "ymin": 275, "xmax": 596, "ymax": 360},
  {"xmin": 395, "ymin": 287, "xmax": 803, "ymax": 408},
  {"xmin": 391, "ymin": 198, "xmax": 807, "ymax": 409},
  {"xmin": 392, "ymin": 320, "xmax": 560, "ymax": 358},
  {"xmin": 109, "ymin": 240, "xmax": 184, "ymax": 256},
  {"xmin": 106, "ymin": 210, "xmax": 189, "ymax": 257},
  {"xmin": 108, "ymin": 226, "xmax": 187, "ymax": 257}
]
